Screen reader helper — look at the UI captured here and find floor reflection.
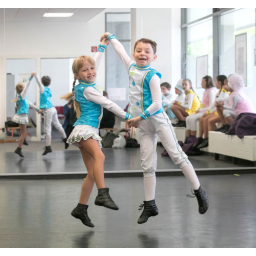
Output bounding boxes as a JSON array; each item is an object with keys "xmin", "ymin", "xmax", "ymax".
[
  {"xmin": 137, "ymin": 232, "xmax": 159, "ymax": 248},
  {"xmin": 72, "ymin": 231, "xmax": 95, "ymax": 248}
]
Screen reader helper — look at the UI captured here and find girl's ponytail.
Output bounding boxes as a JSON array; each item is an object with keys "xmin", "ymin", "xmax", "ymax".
[
  {"xmin": 60, "ymin": 77, "xmax": 81, "ymax": 118},
  {"xmin": 11, "ymin": 95, "xmax": 18, "ymax": 103}
]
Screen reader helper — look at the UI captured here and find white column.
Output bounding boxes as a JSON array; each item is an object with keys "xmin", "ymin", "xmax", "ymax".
[{"xmin": 131, "ymin": 8, "xmax": 143, "ymax": 55}]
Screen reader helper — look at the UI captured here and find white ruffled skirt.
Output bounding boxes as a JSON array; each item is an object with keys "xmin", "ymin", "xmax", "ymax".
[
  {"xmin": 12, "ymin": 114, "xmax": 29, "ymax": 125},
  {"xmin": 67, "ymin": 125, "xmax": 102, "ymax": 148}
]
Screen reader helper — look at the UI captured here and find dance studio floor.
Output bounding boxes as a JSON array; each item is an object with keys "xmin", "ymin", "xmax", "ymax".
[
  {"xmin": 0, "ymin": 141, "xmax": 256, "ymax": 247},
  {"xmin": 0, "ymin": 174, "xmax": 256, "ymax": 248}
]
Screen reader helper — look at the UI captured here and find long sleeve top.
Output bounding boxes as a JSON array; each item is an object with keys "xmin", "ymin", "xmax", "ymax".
[
  {"xmin": 199, "ymin": 89, "xmax": 217, "ymax": 113},
  {"xmin": 209, "ymin": 89, "xmax": 230, "ymax": 114},
  {"xmin": 179, "ymin": 93, "xmax": 195, "ymax": 110}
]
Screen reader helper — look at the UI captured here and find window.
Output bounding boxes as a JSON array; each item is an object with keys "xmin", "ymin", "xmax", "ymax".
[
  {"xmin": 105, "ymin": 13, "xmax": 131, "ymax": 109},
  {"xmin": 187, "ymin": 8, "xmax": 212, "ymax": 23},
  {"xmin": 219, "ymin": 8, "xmax": 255, "ymax": 87},
  {"xmin": 186, "ymin": 19, "xmax": 213, "ymax": 99},
  {"xmin": 182, "ymin": 8, "xmax": 256, "ymax": 104}
]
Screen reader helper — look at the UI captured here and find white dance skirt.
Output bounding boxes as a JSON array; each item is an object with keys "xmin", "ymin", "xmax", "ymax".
[
  {"xmin": 67, "ymin": 125, "xmax": 102, "ymax": 148},
  {"xmin": 12, "ymin": 114, "xmax": 29, "ymax": 125}
]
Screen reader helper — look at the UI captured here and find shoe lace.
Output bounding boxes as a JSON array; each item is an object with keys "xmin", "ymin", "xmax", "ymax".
[
  {"xmin": 186, "ymin": 189, "xmax": 196, "ymax": 198},
  {"xmin": 82, "ymin": 209, "xmax": 91, "ymax": 222},
  {"xmin": 138, "ymin": 203, "xmax": 144, "ymax": 211}
]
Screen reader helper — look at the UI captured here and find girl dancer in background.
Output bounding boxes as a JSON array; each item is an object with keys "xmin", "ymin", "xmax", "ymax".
[{"xmin": 12, "ymin": 72, "xmax": 40, "ymax": 157}]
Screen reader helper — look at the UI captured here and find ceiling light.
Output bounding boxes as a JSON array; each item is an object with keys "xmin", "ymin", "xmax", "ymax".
[{"xmin": 43, "ymin": 13, "xmax": 74, "ymax": 18}]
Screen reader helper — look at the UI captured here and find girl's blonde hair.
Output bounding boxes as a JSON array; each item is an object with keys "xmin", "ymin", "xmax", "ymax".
[
  {"xmin": 60, "ymin": 55, "xmax": 95, "ymax": 118},
  {"xmin": 11, "ymin": 82, "xmax": 25, "ymax": 102}
]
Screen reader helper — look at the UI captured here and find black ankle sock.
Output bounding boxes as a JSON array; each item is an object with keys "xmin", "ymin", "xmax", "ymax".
[
  {"xmin": 77, "ymin": 203, "xmax": 87, "ymax": 207},
  {"xmin": 194, "ymin": 186, "xmax": 200, "ymax": 192}
]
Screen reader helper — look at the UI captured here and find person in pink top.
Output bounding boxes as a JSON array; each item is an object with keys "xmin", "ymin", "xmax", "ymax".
[
  {"xmin": 216, "ymin": 73, "xmax": 255, "ymax": 133},
  {"xmin": 186, "ymin": 76, "xmax": 218, "ymax": 137}
]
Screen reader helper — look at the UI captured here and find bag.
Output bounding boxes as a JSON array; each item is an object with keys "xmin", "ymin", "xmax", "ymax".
[
  {"xmin": 179, "ymin": 135, "xmax": 202, "ymax": 156},
  {"xmin": 102, "ymin": 132, "xmax": 119, "ymax": 148},
  {"xmin": 112, "ymin": 135, "xmax": 126, "ymax": 149},
  {"xmin": 125, "ymin": 137, "xmax": 140, "ymax": 148},
  {"xmin": 102, "ymin": 128, "xmax": 140, "ymax": 148}
]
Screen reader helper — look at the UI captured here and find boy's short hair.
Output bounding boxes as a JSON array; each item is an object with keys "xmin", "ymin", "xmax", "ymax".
[
  {"xmin": 160, "ymin": 82, "xmax": 171, "ymax": 90},
  {"xmin": 103, "ymin": 91, "xmax": 108, "ymax": 97},
  {"xmin": 42, "ymin": 76, "xmax": 51, "ymax": 86},
  {"xmin": 134, "ymin": 38, "xmax": 157, "ymax": 54}
]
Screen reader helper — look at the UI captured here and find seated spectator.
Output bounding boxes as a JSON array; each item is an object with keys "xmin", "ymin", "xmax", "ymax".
[
  {"xmin": 165, "ymin": 79, "xmax": 185, "ymax": 120},
  {"xmin": 186, "ymin": 76, "xmax": 218, "ymax": 137},
  {"xmin": 216, "ymin": 74, "xmax": 255, "ymax": 133},
  {"xmin": 161, "ymin": 82, "xmax": 175, "ymax": 111},
  {"xmin": 172, "ymin": 79, "xmax": 200, "ymax": 127},
  {"xmin": 193, "ymin": 75, "xmax": 229, "ymax": 149}
]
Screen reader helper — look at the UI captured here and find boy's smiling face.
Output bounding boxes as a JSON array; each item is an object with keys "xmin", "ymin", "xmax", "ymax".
[{"xmin": 133, "ymin": 42, "xmax": 157, "ymax": 67}]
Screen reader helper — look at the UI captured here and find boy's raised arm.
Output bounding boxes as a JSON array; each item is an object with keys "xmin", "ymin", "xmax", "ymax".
[
  {"xmin": 101, "ymin": 32, "xmax": 134, "ymax": 73},
  {"xmin": 35, "ymin": 73, "xmax": 45, "ymax": 94}
]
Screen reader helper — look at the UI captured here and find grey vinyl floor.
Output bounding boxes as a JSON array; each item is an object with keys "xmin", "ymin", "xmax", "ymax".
[{"xmin": 0, "ymin": 174, "xmax": 256, "ymax": 248}]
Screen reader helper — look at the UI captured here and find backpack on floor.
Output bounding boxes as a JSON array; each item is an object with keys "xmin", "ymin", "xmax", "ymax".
[{"xmin": 102, "ymin": 132, "xmax": 119, "ymax": 148}]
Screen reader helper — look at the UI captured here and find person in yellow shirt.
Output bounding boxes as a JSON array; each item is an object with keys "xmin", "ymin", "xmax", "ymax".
[{"xmin": 172, "ymin": 79, "xmax": 200, "ymax": 127}]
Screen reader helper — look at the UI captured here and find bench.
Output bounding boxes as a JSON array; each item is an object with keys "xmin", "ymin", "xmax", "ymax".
[{"xmin": 208, "ymin": 131, "xmax": 256, "ymax": 163}]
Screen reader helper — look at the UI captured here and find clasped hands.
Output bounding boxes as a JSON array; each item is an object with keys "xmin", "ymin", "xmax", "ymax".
[{"xmin": 127, "ymin": 116, "xmax": 142, "ymax": 128}]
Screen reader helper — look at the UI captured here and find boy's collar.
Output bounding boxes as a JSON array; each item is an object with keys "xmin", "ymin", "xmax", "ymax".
[{"xmin": 134, "ymin": 64, "xmax": 151, "ymax": 70}]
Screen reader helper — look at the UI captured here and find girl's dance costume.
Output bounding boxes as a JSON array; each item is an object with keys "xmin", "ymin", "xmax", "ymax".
[{"xmin": 12, "ymin": 77, "xmax": 39, "ymax": 124}]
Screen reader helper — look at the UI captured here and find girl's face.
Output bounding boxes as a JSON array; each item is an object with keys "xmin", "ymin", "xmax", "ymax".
[
  {"xmin": 133, "ymin": 42, "xmax": 157, "ymax": 67},
  {"xmin": 75, "ymin": 60, "xmax": 96, "ymax": 83},
  {"xmin": 215, "ymin": 79, "xmax": 221, "ymax": 89},
  {"xmin": 175, "ymin": 88, "xmax": 181, "ymax": 95},
  {"xmin": 182, "ymin": 80, "xmax": 191, "ymax": 91},
  {"xmin": 161, "ymin": 86, "xmax": 170, "ymax": 95},
  {"xmin": 224, "ymin": 84, "xmax": 232, "ymax": 92},
  {"xmin": 201, "ymin": 78, "xmax": 207, "ymax": 89}
]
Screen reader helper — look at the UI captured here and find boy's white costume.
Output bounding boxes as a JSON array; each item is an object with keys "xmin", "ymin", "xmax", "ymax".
[
  {"xmin": 35, "ymin": 74, "xmax": 67, "ymax": 146},
  {"xmin": 108, "ymin": 34, "xmax": 201, "ymax": 202}
]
